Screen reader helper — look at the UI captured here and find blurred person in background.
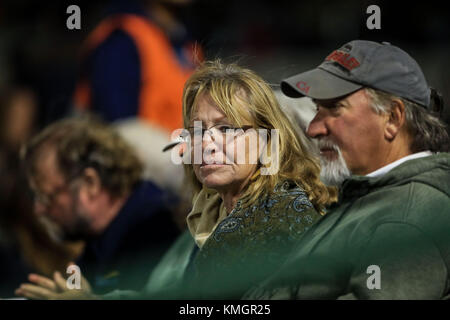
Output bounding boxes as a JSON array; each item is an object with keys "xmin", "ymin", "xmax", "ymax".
[
  {"xmin": 0, "ymin": 87, "xmax": 81, "ymax": 298},
  {"xmin": 72, "ymin": 0, "xmax": 203, "ymax": 219},
  {"xmin": 73, "ymin": 0, "xmax": 201, "ymax": 129},
  {"xmin": 0, "ymin": 149, "xmax": 82, "ymax": 298},
  {"xmin": 15, "ymin": 117, "xmax": 180, "ymax": 298}
]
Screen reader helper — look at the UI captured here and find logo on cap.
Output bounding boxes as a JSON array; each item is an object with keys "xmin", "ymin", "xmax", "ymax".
[
  {"xmin": 296, "ymin": 81, "xmax": 310, "ymax": 94},
  {"xmin": 325, "ymin": 50, "xmax": 360, "ymax": 71}
]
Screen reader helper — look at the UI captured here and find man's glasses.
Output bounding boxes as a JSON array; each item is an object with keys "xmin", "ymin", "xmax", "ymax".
[
  {"xmin": 33, "ymin": 184, "xmax": 71, "ymax": 207},
  {"xmin": 32, "ymin": 175, "xmax": 81, "ymax": 207}
]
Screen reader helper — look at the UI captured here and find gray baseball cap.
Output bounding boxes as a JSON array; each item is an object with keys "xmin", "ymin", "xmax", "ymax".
[{"xmin": 281, "ymin": 40, "xmax": 431, "ymax": 108}]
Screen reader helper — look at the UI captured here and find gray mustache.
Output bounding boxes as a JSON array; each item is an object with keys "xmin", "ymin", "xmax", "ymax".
[{"xmin": 317, "ymin": 138, "xmax": 339, "ymax": 151}]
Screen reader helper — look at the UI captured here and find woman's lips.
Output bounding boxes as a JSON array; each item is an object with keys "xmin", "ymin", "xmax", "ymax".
[
  {"xmin": 200, "ymin": 163, "xmax": 228, "ymax": 168},
  {"xmin": 200, "ymin": 158, "xmax": 227, "ymax": 166}
]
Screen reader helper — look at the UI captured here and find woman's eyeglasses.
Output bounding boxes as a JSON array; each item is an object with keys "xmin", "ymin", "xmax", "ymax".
[{"xmin": 186, "ymin": 124, "xmax": 253, "ymax": 140}]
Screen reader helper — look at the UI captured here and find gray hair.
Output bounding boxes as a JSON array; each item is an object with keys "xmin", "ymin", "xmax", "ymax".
[{"xmin": 365, "ymin": 88, "xmax": 450, "ymax": 153}]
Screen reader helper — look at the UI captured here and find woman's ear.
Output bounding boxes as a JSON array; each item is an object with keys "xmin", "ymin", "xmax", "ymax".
[
  {"xmin": 384, "ymin": 99, "xmax": 406, "ymax": 140},
  {"xmin": 80, "ymin": 167, "xmax": 102, "ymax": 199}
]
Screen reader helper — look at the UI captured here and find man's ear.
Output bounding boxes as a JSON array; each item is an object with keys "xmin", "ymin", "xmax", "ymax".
[
  {"xmin": 384, "ymin": 98, "xmax": 406, "ymax": 140},
  {"xmin": 80, "ymin": 167, "xmax": 102, "ymax": 199}
]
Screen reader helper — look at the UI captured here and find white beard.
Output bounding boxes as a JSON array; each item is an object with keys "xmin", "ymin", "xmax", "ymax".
[{"xmin": 317, "ymin": 138, "xmax": 351, "ymax": 187}]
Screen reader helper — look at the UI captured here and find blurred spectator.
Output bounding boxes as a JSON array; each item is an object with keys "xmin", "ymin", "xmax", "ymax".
[
  {"xmin": 113, "ymin": 119, "xmax": 191, "ymax": 229},
  {"xmin": 17, "ymin": 118, "xmax": 180, "ymax": 295},
  {"xmin": 72, "ymin": 0, "xmax": 201, "ymax": 132},
  {"xmin": 0, "ymin": 150, "xmax": 82, "ymax": 298},
  {"xmin": 0, "ymin": 89, "xmax": 82, "ymax": 297},
  {"xmin": 0, "ymin": 153, "xmax": 82, "ymax": 297},
  {"xmin": 71, "ymin": 0, "xmax": 202, "ymax": 209}
]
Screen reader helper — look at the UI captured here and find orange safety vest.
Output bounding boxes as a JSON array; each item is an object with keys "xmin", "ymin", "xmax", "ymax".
[{"xmin": 73, "ymin": 14, "xmax": 201, "ymax": 133}]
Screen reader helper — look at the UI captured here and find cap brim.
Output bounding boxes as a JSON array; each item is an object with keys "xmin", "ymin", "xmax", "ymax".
[{"xmin": 281, "ymin": 68, "xmax": 362, "ymax": 100}]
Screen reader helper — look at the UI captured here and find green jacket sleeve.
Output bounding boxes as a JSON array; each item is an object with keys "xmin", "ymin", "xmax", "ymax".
[{"xmin": 102, "ymin": 230, "xmax": 196, "ymax": 299}]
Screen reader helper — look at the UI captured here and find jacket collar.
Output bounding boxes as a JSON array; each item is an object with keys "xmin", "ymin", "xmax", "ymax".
[{"xmin": 339, "ymin": 153, "xmax": 450, "ymax": 202}]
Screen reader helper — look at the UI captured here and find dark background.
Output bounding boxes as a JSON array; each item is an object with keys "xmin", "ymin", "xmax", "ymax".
[{"xmin": 1, "ymin": 0, "xmax": 449, "ymax": 127}]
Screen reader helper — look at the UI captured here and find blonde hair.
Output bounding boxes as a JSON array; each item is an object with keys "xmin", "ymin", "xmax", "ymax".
[{"xmin": 182, "ymin": 60, "xmax": 336, "ymax": 212}]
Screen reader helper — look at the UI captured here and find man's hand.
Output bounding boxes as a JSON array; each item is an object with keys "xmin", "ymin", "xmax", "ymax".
[{"xmin": 15, "ymin": 265, "xmax": 98, "ymax": 300}]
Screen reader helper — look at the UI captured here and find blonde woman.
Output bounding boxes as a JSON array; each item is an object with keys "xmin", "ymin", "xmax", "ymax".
[{"xmin": 178, "ymin": 60, "xmax": 336, "ymax": 298}]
